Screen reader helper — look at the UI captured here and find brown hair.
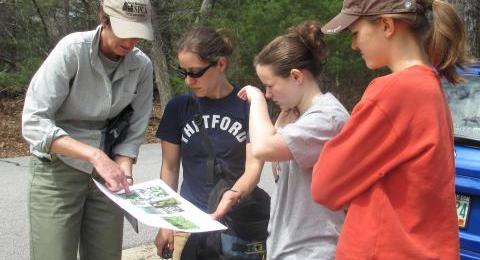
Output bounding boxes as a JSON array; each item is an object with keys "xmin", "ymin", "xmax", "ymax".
[
  {"xmin": 368, "ymin": 0, "xmax": 468, "ymax": 83},
  {"xmin": 97, "ymin": 1, "xmax": 111, "ymax": 26},
  {"xmin": 177, "ymin": 27, "xmax": 234, "ymax": 63},
  {"xmin": 254, "ymin": 21, "xmax": 328, "ymax": 80}
]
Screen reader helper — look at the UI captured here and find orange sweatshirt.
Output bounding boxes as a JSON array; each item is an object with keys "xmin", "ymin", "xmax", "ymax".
[{"xmin": 312, "ymin": 65, "xmax": 459, "ymax": 260}]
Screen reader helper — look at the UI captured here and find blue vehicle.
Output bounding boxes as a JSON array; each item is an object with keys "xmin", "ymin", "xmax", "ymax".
[{"xmin": 443, "ymin": 64, "xmax": 480, "ymax": 259}]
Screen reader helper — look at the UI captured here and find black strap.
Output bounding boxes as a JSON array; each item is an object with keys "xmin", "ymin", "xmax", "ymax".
[
  {"xmin": 190, "ymin": 93, "xmax": 216, "ymax": 186},
  {"xmin": 104, "ymin": 104, "xmax": 134, "ymax": 156}
]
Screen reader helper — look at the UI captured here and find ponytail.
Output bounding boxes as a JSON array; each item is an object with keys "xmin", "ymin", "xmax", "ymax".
[
  {"xmin": 426, "ymin": 0, "xmax": 468, "ymax": 83},
  {"xmin": 369, "ymin": 0, "xmax": 468, "ymax": 83}
]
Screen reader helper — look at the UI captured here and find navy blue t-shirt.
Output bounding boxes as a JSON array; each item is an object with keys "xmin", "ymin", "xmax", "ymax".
[{"xmin": 156, "ymin": 87, "xmax": 249, "ymax": 211}]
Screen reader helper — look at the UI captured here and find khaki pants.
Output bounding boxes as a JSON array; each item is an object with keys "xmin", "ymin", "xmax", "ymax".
[
  {"xmin": 172, "ymin": 232, "xmax": 190, "ymax": 260},
  {"xmin": 28, "ymin": 157, "xmax": 124, "ymax": 260}
]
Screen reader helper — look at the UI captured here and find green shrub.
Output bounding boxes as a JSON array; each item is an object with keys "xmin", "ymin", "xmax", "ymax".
[{"xmin": 0, "ymin": 57, "xmax": 42, "ymax": 97}]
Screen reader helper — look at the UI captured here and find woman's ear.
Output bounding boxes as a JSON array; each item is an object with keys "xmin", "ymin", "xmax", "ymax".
[
  {"xmin": 381, "ymin": 17, "xmax": 395, "ymax": 38},
  {"xmin": 290, "ymin": 69, "xmax": 303, "ymax": 85},
  {"xmin": 101, "ymin": 22, "xmax": 110, "ymax": 31},
  {"xmin": 217, "ymin": 57, "xmax": 228, "ymax": 72}
]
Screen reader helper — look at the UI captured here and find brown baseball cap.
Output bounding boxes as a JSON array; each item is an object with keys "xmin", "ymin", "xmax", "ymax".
[
  {"xmin": 322, "ymin": 0, "xmax": 418, "ymax": 34},
  {"xmin": 103, "ymin": 0, "xmax": 154, "ymax": 41}
]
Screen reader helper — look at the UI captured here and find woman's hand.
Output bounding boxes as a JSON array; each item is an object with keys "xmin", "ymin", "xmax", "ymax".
[
  {"xmin": 211, "ymin": 189, "xmax": 243, "ymax": 220},
  {"xmin": 237, "ymin": 85, "xmax": 264, "ymax": 102},
  {"xmin": 155, "ymin": 228, "xmax": 174, "ymax": 257},
  {"xmin": 114, "ymin": 155, "xmax": 134, "ymax": 186},
  {"xmin": 90, "ymin": 149, "xmax": 130, "ymax": 192}
]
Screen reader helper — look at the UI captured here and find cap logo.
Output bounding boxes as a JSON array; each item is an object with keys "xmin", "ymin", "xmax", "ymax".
[
  {"xmin": 326, "ymin": 25, "xmax": 343, "ymax": 33},
  {"xmin": 122, "ymin": 1, "xmax": 148, "ymax": 17},
  {"xmin": 404, "ymin": 0, "xmax": 413, "ymax": 9}
]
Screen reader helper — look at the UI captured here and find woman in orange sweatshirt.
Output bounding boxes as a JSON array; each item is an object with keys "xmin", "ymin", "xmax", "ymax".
[{"xmin": 312, "ymin": 0, "xmax": 468, "ymax": 259}]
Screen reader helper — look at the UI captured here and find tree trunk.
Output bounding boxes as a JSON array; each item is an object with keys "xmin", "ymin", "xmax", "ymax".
[
  {"xmin": 447, "ymin": 0, "xmax": 480, "ymax": 58},
  {"xmin": 0, "ymin": 0, "xmax": 17, "ymax": 71},
  {"xmin": 195, "ymin": 0, "xmax": 216, "ymax": 24},
  {"xmin": 80, "ymin": 0, "xmax": 95, "ymax": 29},
  {"xmin": 151, "ymin": 1, "xmax": 173, "ymax": 116},
  {"xmin": 31, "ymin": 0, "xmax": 51, "ymax": 47}
]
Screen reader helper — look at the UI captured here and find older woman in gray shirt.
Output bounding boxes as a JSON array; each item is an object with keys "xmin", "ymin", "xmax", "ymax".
[{"xmin": 21, "ymin": 1, "xmax": 153, "ymax": 259}]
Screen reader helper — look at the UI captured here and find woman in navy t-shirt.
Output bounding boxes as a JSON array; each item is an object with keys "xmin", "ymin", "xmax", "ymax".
[{"xmin": 154, "ymin": 27, "xmax": 264, "ymax": 260}]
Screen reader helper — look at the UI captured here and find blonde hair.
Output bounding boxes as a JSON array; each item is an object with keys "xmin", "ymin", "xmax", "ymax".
[{"xmin": 369, "ymin": 0, "xmax": 468, "ymax": 83}]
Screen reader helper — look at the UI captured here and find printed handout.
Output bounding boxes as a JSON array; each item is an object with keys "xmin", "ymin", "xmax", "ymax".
[{"xmin": 94, "ymin": 179, "xmax": 227, "ymax": 233}]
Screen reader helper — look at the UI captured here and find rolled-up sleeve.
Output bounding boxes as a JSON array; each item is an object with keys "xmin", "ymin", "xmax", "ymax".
[
  {"xmin": 21, "ymin": 40, "xmax": 76, "ymax": 159},
  {"xmin": 112, "ymin": 58, "xmax": 153, "ymax": 159}
]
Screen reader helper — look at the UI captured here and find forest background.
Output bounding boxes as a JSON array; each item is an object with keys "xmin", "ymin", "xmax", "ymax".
[{"xmin": 0, "ymin": 0, "xmax": 479, "ymax": 157}]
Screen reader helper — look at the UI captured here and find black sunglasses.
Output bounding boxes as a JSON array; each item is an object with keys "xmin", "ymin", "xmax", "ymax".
[{"xmin": 177, "ymin": 63, "xmax": 215, "ymax": 79}]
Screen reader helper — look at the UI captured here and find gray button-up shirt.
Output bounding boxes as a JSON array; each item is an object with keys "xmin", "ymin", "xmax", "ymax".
[{"xmin": 22, "ymin": 26, "xmax": 153, "ymax": 174}]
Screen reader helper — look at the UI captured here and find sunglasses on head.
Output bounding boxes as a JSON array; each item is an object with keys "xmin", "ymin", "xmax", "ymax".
[{"xmin": 177, "ymin": 63, "xmax": 215, "ymax": 79}]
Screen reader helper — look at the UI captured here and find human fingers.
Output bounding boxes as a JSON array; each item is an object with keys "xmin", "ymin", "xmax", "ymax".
[
  {"xmin": 167, "ymin": 232, "xmax": 174, "ymax": 252},
  {"xmin": 104, "ymin": 176, "xmax": 121, "ymax": 192},
  {"xmin": 292, "ymin": 107, "xmax": 300, "ymax": 117},
  {"xmin": 237, "ymin": 87, "xmax": 248, "ymax": 101},
  {"xmin": 154, "ymin": 230, "xmax": 166, "ymax": 255},
  {"xmin": 211, "ymin": 207, "xmax": 224, "ymax": 220},
  {"xmin": 105, "ymin": 181, "xmax": 114, "ymax": 191},
  {"xmin": 211, "ymin": 190, "xmax": 240, "ymax": 220},
  {"xmin": 126, "ymin": 176, "xmax": 133, "ymax": 186},
  {"xmin": 121, "ymin": 176, "xmax": 130, "ymax": 193},
  {"xmin": 239, "ymin": 85, "xmax": 261, "ymax": 101},
  {"xmin": 155, "ymin": 229, "xmax": 174, "ymax": 256},
  {"xmin": 92, "ymin": 152, "xmax": 125, "ymax": 191},
  {"xmin": 103, "ymin": 172, "xmax": 123, "ymax": 192}
]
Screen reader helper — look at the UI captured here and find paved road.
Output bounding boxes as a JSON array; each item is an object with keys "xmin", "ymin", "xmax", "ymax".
[{"xmin": 0, "ymin": 143, "xmax": 275, "ymax": 260}]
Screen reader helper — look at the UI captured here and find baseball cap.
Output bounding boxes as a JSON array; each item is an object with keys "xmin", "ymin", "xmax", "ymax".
[
  {"xmin": 103, "ymin": 0, "xmax": 154, "ymax": 41},
  {"xmin": 322, "ymin": 0, "xmax": 418, "ymax": 34}
]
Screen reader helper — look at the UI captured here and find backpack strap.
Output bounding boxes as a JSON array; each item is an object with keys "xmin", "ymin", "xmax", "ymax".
[{"xmin": 189, "ymin": 93, "xmax": 216, "ymax": 186}]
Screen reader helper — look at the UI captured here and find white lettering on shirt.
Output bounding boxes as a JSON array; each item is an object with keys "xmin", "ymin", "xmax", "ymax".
[
  {"xmin": 236, "ymin": 131, "xmax": 247, "ymax": 142},
  {"xmin": 228, "ymin": 122, "xmax": 243, "ymax": 136},
  {"xmin": 183, "ymin": 123, "xmax": 195, "ymax": 138},
  {"xmin": 220, "ymin": 117, "xmax": 231, "ymax": 130},
  {"xmin": 202, "ymin": 115, "xmax": 210, "ymax": 128},
  {"xmin": 181, "ymin": 115, "xmax": 246, "ymax": 144},
  {"xmin": 192, "ymin": 120, "xmax": 200, "ymax": 132},
  {"xmin": 212, "ymin": 115, "xmax": 220, "ymax": 129}
]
